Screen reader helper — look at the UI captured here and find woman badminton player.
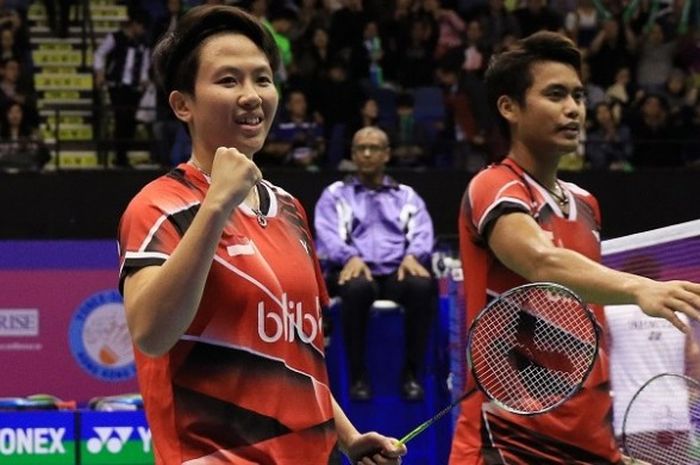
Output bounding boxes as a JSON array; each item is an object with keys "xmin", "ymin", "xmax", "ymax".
[
  {"xmin": 451, "ymin": 31, "xmax": 700, "ymax": 465},
  {"xmin": 117, "ymin": 5, "xmax": 405, "ymax": 465}
]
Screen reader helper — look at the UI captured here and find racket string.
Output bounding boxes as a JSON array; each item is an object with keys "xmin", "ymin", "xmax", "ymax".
[{"xmin": 470, "ymin": 285, "xmax": 597, "ymax": 414}]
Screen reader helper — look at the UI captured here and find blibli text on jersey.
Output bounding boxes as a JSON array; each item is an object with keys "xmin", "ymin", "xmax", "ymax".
[{"xmin": 257, "ymin": 294, "xmax": 322, "ymax": 344}]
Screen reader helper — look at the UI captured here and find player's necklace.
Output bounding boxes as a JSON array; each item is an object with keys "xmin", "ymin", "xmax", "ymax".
[
  {"xmin": 251, "ymin": 185, "xmax": 268, "ymax": 228},
  {"xmin": 189, "ymin": 156, "xmax": 268, "ymax": 228},
  {"xmin": 544, "ymin": 181, "xmax": 569, "ymax": 207}
]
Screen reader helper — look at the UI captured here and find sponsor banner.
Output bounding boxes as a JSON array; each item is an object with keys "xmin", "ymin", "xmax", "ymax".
[
  {"xmin": 0, "ymin": 411, "xmax": 76, "ymax": 465},
  {"xmin": 0, "ymin": 241, "xmax": 138, "ymax": 402},
  {"xmin": 0, "ymin": 309, "xmax": 39, "ymax": 337},
  {"xmin": 68, "ymin": 290, "xmax": 136, "ymax": 382},
  {"xmin": 80, "ymin": 411, "xmax": 153, "ymax": 465}
]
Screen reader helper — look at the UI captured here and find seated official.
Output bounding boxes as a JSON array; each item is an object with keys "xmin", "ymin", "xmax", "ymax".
[{"xmin": 314, "ymin": 126, "xmax": 436, "ymax": 401}]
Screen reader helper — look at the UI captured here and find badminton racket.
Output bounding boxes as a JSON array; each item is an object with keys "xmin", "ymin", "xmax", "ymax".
[
  {"xmin": 397, "ymin": 282, "xmax": 599, "ymax": 445},
  {"xmin": 622, "ymin": 373, "xmax": 700, "ymax": 465}
]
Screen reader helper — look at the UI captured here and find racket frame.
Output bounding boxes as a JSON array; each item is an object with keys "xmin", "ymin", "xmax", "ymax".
[{"xmin": 621, "ymin": 372, "xmax": 700, "ymax": 462}]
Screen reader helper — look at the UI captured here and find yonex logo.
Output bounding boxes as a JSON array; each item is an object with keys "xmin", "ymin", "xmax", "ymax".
[
  {"xmin": 0, "ymin": 428, "xmax": 65, "ymax": 454},
  {"xmin": 86, "ymin": 426, "xmax": 151, "ymax": 454},
  {"xmin": 86, "ymin": 427, "xmax": 132, "ymax": 454}
]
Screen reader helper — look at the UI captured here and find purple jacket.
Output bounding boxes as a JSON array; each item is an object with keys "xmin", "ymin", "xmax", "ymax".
[{"xmin": 314, "ymin": 176, "xmax": 435, "ymax": 275}]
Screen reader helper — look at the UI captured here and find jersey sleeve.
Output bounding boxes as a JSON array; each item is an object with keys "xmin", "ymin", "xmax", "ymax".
[
  {"xmin": 117, "ymin": 190, "xmax": 190, "ymax": 294},
  {"xmin": 467, "ymin": 167, "xmax": 533, "ymax": 241}
]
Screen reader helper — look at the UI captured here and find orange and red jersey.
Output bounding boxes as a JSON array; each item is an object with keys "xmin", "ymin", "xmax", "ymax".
[
  {"xmin": 451, "ymin": 158, "xmax": 621, "ymax": 465},
  {"xmin": 118, "ymin": 163, "xmax": 336, "ymax": 465}
]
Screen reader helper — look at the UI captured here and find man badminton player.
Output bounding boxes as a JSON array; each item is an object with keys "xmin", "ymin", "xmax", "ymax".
[
  {"xmin": 450, "ymin": 31, "xmax": 700, "ymax": 465},
  {"xmin": 117, "ymin": 5, "xmax": 405, "ymax": 465}
]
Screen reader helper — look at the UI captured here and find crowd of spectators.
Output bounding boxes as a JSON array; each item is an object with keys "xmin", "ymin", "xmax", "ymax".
[
  {"xmin": 159, "ymin": 0, "xmax": 700, "ymax": 171},
  {"xmin": 0, "ymin": 0, "xmax": 47, "ymax": 171},
  {"xmin": 0, "ymin": 0, "xmax": 699, "ymax": 172}
]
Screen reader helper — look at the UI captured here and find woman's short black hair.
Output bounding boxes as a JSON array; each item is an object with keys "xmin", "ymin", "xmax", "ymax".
[{"xmin": 152, "ymin": 4, "xmax": 280, "ymax": 97}]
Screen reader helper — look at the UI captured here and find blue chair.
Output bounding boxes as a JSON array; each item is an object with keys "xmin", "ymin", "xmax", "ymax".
[
  {"xmin": 411, "ymin": 86, "xmax": 445, "ymax": 126},
  {"xmin": 325, "ymin": 123, "xmax": 348, "ymax": 169},
  {"xmin": 369, "ymin": 87, "xmax": 398, "ymax": 129}
]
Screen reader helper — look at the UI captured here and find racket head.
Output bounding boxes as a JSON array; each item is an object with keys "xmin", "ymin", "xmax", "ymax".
[
  {"xmin": 467, "ymin": 282, "xmax": 599, "ymax": 415},
  {"xmin": 622, "ymin": 373, "xmax": 700, "ymax": 465}
]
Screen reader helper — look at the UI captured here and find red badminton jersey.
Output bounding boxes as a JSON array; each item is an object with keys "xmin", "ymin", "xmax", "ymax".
[
  {"xmin": 118, "ymin": 163, "xmax": 336, "ymax": 465},
  {"xmin": 451, "ymin": 158, "xmax": 621, "ymax": 465}
]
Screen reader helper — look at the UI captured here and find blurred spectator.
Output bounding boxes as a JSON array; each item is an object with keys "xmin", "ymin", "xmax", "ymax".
[
  {"xmin": 654, "ymin": 0, "xmax": 688, "ymax": 41},
  {"xmin": 396, "ymin": 14, "xmax": 436, "ymax": 88},
  {"xmin": 436, "ymin": 60, "xmax": 487, "ymax": 172},
  {"xmin": 149, "ymin": 0, "xmax": 184, "ymax": 167},
  {"xmin": 264, "ymin": 5, "xmax": 297, "ymax": 84},
  {"xmin": 585, "ymin": 101, "xmax": 633, "ymax": 170},
  {"xmin": 581, "ymin": 59, "xmax": 606, "ymax": 111},
  {"xmin": 350, "ymin": 96, "xmax": 380, "ymax": 133},
  {"xmin": 469, "ymin": 0, "xmax": 520, "ymax": 48},
  {"xmin": 0, "ymin": 57, "xmax": 37, "ymax": 126},
  {"xmin": 589, "ymin": 17, "xmax": 637, "ymax": 87},
  {"xmin": 0, "ymin": 26, "xmax": 18, "ymax": 61},
  {"xmin": 493, "ymin": 31, "xmax": 519, "ymax": 53},
  {"xmin": 246, "ymin": 0, "xmax": 266, "ymax": 18},
  {"xmin": 548, "ymin": 0, "xmax": 577, "ymax": 17},
  {"xmin": 660, "ymin": 68, "xmax": 698, "ymax": 119},
  {"xmin": 290, "ymin": 0, "xmax": 331, "ymax": 41},
  {"xmin": 335, "ymin": 95, "xmax": 387, "ymax": 170},
  {"xmin": 294, "ymin": 26, "xmax": 332, "ymax": 85},
  {"xmin": 150, "ymin": 0, "xmax": 183, "ymax": 46},
  {"xmin": 386, "ymin": 92, "xmax": 431, "ymax": 167},
  {"xmin": 605, "ymin": 65, "xmax": 639, "ymax": 122},
  {"xmin": 93, "ymin": 8, "xmax": 151, "ymax": 168},
  {"xmin": 0, "ymin": 101, "xmax": 49, "ymax": 172},
  {"xmin": 677, "ymin": 27, "xmax": 700, "ymax": 84},
  {"xmin": 349, "ymin": 19, "xmax": 384, "ymax": 87},
  {"xmin": 328, "ymin": 0, "xmax": 367, "ymax": 62},
  {"xmin": 0, "ymin": 25, "xmax": 29, "ymax": 79},
  {"xmin": 460, "ymin": 19, "xmax": 490, "ymax": 78},
  {"xmin": 375, "ymin": 0, "xmax": 412, "ymax": 85},
  {"xmin": 514, "ymin": 0, "xmax": 563, "ymax": 38},
  {"xmin": 0, "ymin": 0, "xmax": 21, "ymax": 36},
  {"xmin": 316, "ymin": 60, "xmax": 364, "ymax": 131},
  {"xmin": 414, "ymin": 0, "xmax": 465, "ymax": 60},
  {"xmin": 262, "ymin": 88, "xmax": 324, "ymax": 169},
  {"xmin": 629, "ymin": 93, "xmax": 685, "ymax": 168},
  {"xmin": 636, "ymin": 22, "xmax": 677, "ymax": 92},
  {"xmin": 564, "ymin": 0, "xmax": 600, "ymax": 50}
]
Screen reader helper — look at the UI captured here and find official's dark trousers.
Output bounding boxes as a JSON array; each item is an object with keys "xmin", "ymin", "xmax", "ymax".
[{"xmin": 332, "ymin": 272, "xmax": 435, "ymax": 382}]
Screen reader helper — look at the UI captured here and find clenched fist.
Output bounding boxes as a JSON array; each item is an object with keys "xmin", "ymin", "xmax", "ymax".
[{"xmin": 206, "ymin": 147, "xmax": 262, "ymax": 213}]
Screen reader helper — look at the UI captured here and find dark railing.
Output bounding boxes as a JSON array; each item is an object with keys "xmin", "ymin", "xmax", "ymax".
[{"xmin": 1, "ymin": 165, "xmax": 700, "ymax": 240}]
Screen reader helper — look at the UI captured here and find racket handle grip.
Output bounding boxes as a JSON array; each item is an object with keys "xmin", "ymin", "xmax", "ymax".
[{"xmin": 348, "ymin": 447, "xmax": 388, "ymax": 463}]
